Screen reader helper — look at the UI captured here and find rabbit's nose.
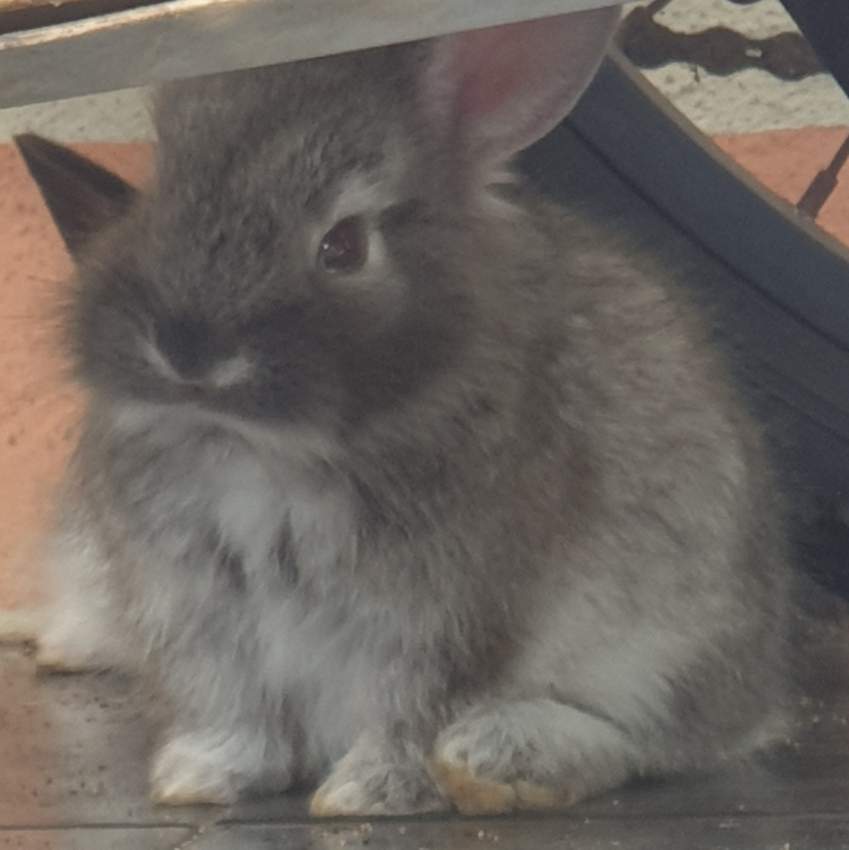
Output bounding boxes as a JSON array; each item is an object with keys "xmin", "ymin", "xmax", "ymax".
[{"xmin": 155, "ymin": 317, "xmax": 218, "ymax": 380}]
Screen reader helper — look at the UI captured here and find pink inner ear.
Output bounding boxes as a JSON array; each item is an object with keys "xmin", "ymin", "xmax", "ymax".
[
  {"xmin": 453, "ymin": 23, "xmax": 563, "ymax": 127},
  {"xmin": 424, "ymin": 7, "xmax": 621, "ymax": 164}
]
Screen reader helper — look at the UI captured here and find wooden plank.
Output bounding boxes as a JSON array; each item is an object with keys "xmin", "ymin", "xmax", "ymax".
[
  {"xmin": 0, "ymin": 0, "xmax": 68, "ymax": 11},
  {"xmin": 0, "ymin": 0, "xmax": 619, "ymax": 109},
  {"xmin": 0, "ymin": 0, "xmax": 162, "ymax": 38}
]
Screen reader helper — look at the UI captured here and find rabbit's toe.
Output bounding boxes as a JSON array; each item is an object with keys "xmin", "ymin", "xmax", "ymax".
[
  {"xmin": 310, "ymin": 777, "xmax": 376, "ymax": 817},
  {"xmin": 310, "ymin": 738, "xmax": 446, "ymax": 817},
  {"xmin": 432, "ymin": 710, "xmax": 580, "ymax": 814},
  {"xmin": 427, "ymin": 758, "xmax": 517, "ymax": 815},
  {"xmin": 151, "ymin": 729, "xmax": 293, "ymax": 806},
  {"xmin": 429, "ymin": 755, "xmax": 569, "ymax": 815},
  {"xmin": 310, "ymin": 770, "xmax": 445, "ymax": 818},
  {"xmin": 151, "ymin": 737, "xmax": 239, "ymax": 806}
]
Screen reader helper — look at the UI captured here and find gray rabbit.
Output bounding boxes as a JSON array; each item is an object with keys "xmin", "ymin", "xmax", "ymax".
[{"xmin": 17, "ymin": 6, "xmax": 790, "ymax": 816}]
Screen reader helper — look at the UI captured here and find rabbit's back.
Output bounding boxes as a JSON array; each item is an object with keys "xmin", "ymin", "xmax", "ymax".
[{"xmin": 484, "ymin": 200, "xmax": 790, "ymax": 768}]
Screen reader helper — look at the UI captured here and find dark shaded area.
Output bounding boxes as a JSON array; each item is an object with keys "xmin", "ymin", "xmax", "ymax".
[
  {"xmin": 619, "ymin": 6, "xmax": 822, "ymax": 80},
  {"xmin": 780, "ymin": 0, "xmax": 849, "ymax": 100}
]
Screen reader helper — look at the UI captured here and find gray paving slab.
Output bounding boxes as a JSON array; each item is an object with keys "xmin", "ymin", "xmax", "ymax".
[
  {"xmin": 192, "ymin": 817, "xmax": 849, "ymax": 850},
  {"xmin": 0, "ymin": 828, "xmax": 192, "ymax": 849},
  {"xmin": 0, "ymin": 647, "xmax": 198, "ymax": 827}
]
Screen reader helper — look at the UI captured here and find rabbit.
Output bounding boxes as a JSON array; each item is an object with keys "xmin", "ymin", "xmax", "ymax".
[{"xmin": 16, "ymin": 5, "xmax": 791, "ymax": 817}]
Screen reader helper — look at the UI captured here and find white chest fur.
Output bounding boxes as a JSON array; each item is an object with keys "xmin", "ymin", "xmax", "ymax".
[
  {"xmin": 111, "ymin": 402, "xmax": 357, "ymax": 596},
  {"xmin": 204, "ymin": 445, "xmax": 354, "ymax": 583},
  {"xmin": 203, "ymin": 447, "xmax": 374, "ymax": 763}
]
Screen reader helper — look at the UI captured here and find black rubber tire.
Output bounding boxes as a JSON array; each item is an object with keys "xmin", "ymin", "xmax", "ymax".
[
  {"xmin": 519, "ymin": 43, "xmax": 849, "ymax": 593},
  {"xmin": 779, "ymin": 0, "xmax": 849, "ymax": 101}
]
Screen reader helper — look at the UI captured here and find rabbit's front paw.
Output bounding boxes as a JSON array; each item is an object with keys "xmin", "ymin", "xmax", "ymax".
[
  {"xmin": 151, "ymin": 729, "xmax": 294, "ymax": 806},
  {"xmin": 310, "ymin": 737, "xmax": 446, "ymax": 817},
  {"xmin": 429, "ymin": 753, "xmax": 563, "ymax": 816},
  {"xmin": 431, "ymin": 702, "xmax": 617, "ymax": 815}
]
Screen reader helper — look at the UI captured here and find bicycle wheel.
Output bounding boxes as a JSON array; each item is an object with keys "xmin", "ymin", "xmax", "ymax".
[
  {"xmin": 780, "ymin": 0, "xmax": 849, "ymax": 100},
  {"xmin": 519, "ymin": 4, "xmax": 849, "ymax": 594}
]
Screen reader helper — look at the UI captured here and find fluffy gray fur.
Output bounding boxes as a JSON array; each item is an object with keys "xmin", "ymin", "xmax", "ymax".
[{"xmin": 26, "ymin": 10, "xmax": 789, "ymax": 816}]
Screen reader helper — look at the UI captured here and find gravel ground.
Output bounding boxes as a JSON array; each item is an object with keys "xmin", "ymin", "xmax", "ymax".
[{"xmin": 628, "ymin": 0, "xmax": 849, "ymax": 133}]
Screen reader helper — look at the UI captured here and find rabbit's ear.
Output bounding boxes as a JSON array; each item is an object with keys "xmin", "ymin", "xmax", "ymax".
[
  {"xmin": 15, "ymin": 133, "xmax": 137, "ymax": 260},
  {"xmin": 420, "ymin": 6, "xmax": 620, "ymax": 166}
]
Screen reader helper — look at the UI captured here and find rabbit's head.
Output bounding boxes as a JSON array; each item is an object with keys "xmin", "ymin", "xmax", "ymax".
[{"xmin": 17, "ymin": 7, "xmax": 619, "ymax": 437}]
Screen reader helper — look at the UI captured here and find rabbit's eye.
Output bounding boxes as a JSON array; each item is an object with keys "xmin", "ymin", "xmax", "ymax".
[{"xmin": 317, "ymin": 216, "xmax": 368, "ymax": 274}]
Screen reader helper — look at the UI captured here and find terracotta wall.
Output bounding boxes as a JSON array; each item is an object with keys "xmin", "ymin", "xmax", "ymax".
[{"xmin": 0, "ymin": 143, "xmax": 151, "ymax": 610}]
